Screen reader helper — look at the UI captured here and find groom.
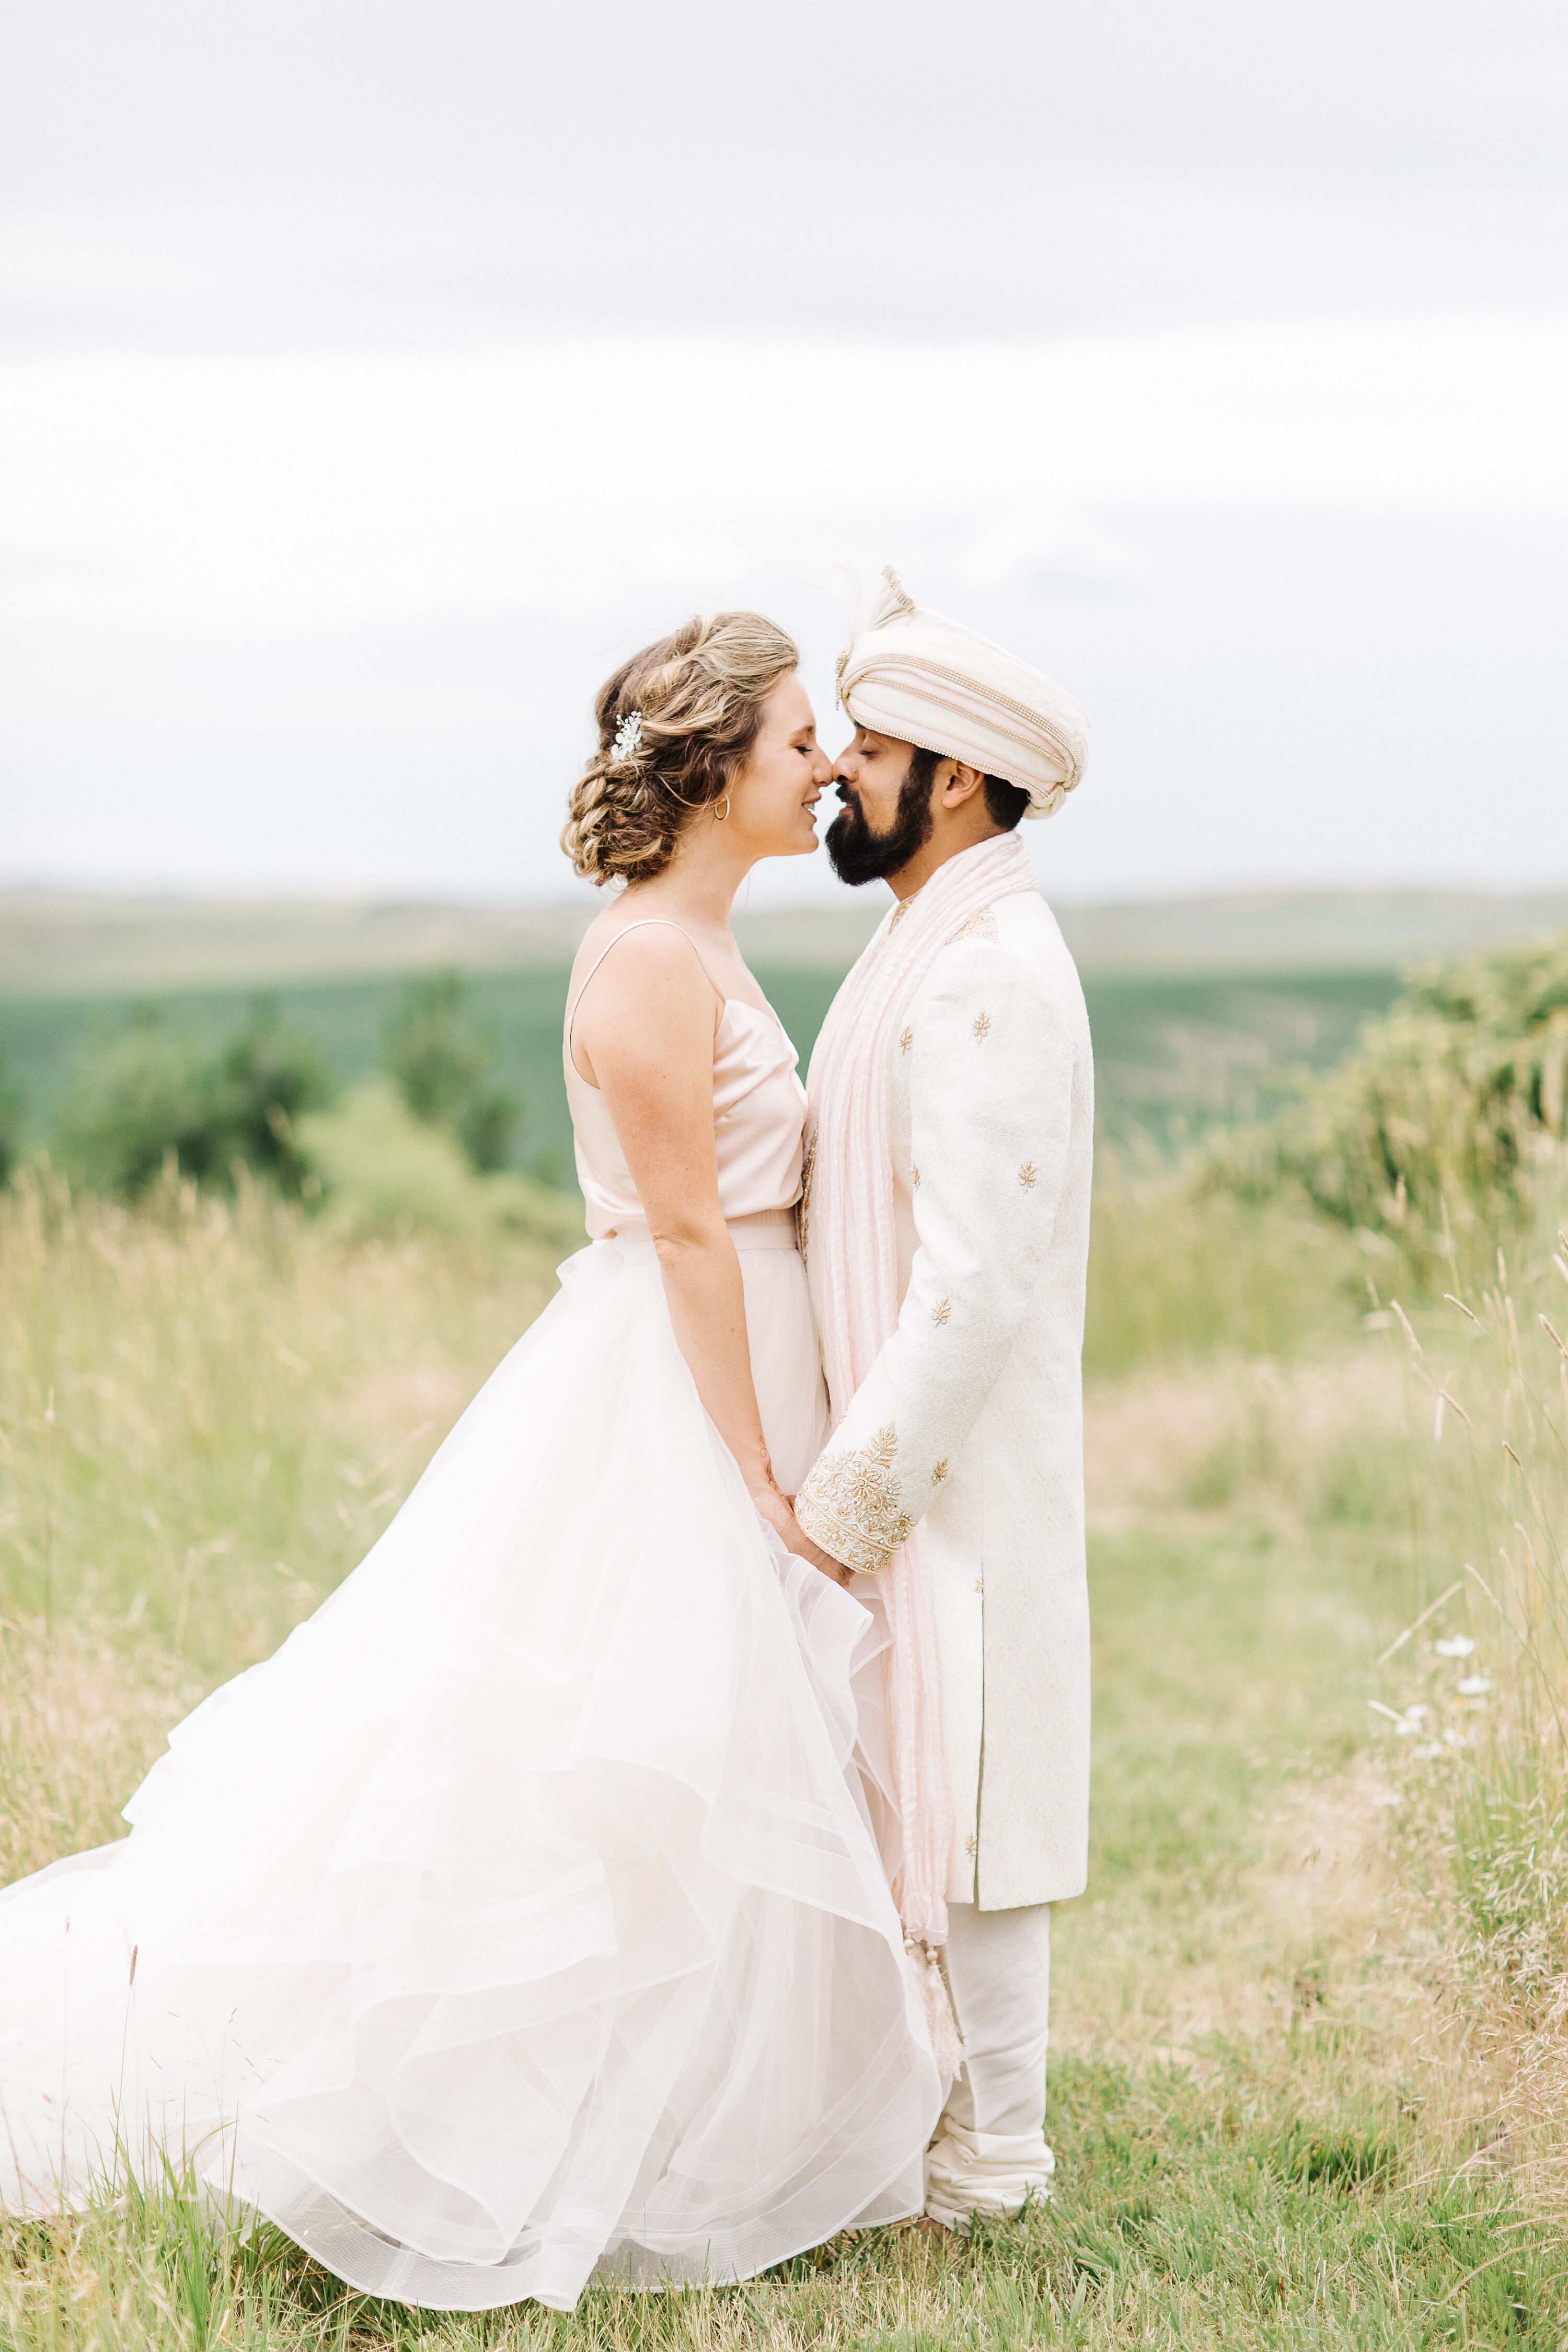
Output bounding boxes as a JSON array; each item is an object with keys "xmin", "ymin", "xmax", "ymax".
[{"xmin": 793, "ymin": 570, "xmax": 1094, "ymax": 2230}]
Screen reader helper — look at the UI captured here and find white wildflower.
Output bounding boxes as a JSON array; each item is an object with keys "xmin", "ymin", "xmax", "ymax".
[
  {"xmin": 1434, "ymin": 1634, "xmax": 1476, "ymax": 1658},
  {"xmin": 1456, "ymin": 1674, "xmax": 1492, "ymax": 1697}
]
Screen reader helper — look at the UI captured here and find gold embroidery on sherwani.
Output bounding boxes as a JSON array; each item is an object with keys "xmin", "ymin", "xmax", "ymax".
[
  {"xmin": 1018, "ymin": 1159, "xmax": 1037, "ymax": 1192},
  {"xmin": 932, "ymin": 1459, "xmax": 950, "ymax": 1483},
  {"xmin": 910, "ymin": 1165, "xmax": 921, "ymax": 1190},
  {"xmin": 972, "ymin": 1010, "xmax": 992, "ymax": 1041},
  {"xmin": 795, "ymin": 1423, "xmax": 914, "ymax": 1575},
  {"xmin": 948, "ymin": 906, "xmax": 999, "ymax": 946},
  {"xmin": 899, "ymin": 1025, "xmax": 913, "ymax": 1054},
  {"xmin": 932, "ymin": 1298, "xmax": 951, "ymax": 1327},
  {"xmin": 797, "ymin": 1134, "xmax": 817, "ymax": 1261}
]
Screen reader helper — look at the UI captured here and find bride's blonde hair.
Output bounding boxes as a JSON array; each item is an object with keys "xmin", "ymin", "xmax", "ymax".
[{"xmin": 562, "ymin": 612, "xmax": 799, "ymax": 884}]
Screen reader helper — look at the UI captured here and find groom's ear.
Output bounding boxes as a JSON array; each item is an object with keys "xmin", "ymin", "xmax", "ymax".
[{"xmin": 942, "ymin": 762, "xmax": 988, "ymax": 810}]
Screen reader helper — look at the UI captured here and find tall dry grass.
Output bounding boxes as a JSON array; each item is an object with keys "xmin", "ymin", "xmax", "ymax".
[
  {"xmin": 1097, "ymin": 1158, "xmax": 1568, "ymax": 2197},
  {"xmin": 1085, "ymin": 1145, "xmax": 1368, "ymax": 1376},
  {"xmin": 0, "ymin": 1163, "xmax": 563, "ymax": 1879},
  {"xmin": 1345, "ymin": 1179, "xmax": 1568, "ymax": 2212}
]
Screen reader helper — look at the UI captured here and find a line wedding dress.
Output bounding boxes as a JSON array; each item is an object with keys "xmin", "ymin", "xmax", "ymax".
[{"xmin": 0, "ymin": 933, "xmax": 940, "ymax": 2311}]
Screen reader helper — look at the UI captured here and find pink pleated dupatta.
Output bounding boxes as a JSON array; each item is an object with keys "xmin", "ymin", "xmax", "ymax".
[{"xmin": 804, "ymin": 833, "xmax": 1040, "ymax": 2064}]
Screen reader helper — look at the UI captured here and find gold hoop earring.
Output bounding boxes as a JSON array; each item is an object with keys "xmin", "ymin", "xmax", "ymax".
[{"xmin": 713, "ymin": 794, "xmax": 731, "ymax": 823}]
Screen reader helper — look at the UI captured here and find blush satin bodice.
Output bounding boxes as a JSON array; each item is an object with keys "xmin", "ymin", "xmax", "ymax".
[{"xmin": 564, "ymin": 925, "xmax": 808, "ymax": 1241}]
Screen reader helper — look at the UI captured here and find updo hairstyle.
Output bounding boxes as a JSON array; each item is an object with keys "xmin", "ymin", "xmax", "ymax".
[{"xmin": 562, "ymin": 610, "xmax": 799, "ymax": 884}]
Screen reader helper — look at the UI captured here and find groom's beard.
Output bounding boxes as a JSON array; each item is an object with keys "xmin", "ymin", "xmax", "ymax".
[{"xmin": 824, "ymin": 769, "xmax": 935, "ymax": 886}]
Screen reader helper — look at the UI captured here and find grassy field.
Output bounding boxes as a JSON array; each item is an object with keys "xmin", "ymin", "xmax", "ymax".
[
  {"xmin": 4, "ymin": 1163, "xmax": 1566, "ymax": 2347},
  {"xmin": 0, "ymin": 962, "xmax": 1402, "ymax": 1183}
]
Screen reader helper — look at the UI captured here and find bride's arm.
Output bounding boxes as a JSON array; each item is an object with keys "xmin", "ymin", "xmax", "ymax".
[{"xmin": 573, "ymin": 925, "xmax": 844, "ymax": 1578}]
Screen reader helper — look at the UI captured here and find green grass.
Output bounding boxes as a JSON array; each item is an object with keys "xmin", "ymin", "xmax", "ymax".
[
  {"xmin": 4, "ymin": 1494, "xmax": 1557, "ymax": 2345},
  {"xmin": 0, "ymin": 964, "xmax": 1401, "ymax": 1189},
  {"xmin": 1082, "ymin": 1173, "xmax": 1369, "ymax": 1378},
  {"xmin": 4, "ymin": 2096, "xmax": 1559, "ymax": 2349},
  {"xmin": 1076, "ymin": 1519, "xmax": 1373, "ymax": 1916}
]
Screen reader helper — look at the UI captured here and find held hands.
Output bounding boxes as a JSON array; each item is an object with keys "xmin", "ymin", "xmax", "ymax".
[{"xmin": 751, "ymin": 1482, "xmax": 854, "ymax": 1589}]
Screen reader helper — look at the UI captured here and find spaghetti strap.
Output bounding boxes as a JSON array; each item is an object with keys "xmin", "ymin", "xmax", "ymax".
[{"xmin": 566, "ymin": 918, "xmax": 722, "ymax": 1052}]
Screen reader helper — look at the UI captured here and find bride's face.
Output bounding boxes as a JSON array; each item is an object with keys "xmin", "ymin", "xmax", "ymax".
[{"xmin": 725, "ymin": 673, "xmax": 833, "ymax": 859}]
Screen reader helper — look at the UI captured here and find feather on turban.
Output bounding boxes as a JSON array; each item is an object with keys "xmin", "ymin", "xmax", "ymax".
[{"xmin": 836, "ymin": 567, "xmax": 1089, "ymax": 817}]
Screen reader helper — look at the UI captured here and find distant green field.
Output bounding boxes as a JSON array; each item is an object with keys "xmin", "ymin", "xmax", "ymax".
[
  {"xmin": 0, "ymin": 968, "xmax": 847, "ymax": 1189},
  {"xmin": 1, "ymin": 962, "xmax": 1401, "ymax": 1185},
  {"xmin": 1083, "ymin": 965, "xmax": 1400, "ymax": 1147}
]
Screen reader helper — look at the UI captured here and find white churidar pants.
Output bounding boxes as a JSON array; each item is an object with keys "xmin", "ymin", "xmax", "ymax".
[{"xmin": 924, "ymin": 1900, "xmax": 1054, "ymax": 2227}]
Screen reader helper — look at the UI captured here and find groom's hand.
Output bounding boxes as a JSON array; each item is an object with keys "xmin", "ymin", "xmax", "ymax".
[
  {"xmin": 781, "ymin": 1499, "xmax": 854, "ymax": 1589},
  {"xmin": 752, "ymin": 1485, "xmax": 853, "ymax": 1587}
]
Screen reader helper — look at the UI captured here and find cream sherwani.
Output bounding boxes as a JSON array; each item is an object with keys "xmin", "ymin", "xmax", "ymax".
[{"xmin": 797, "ymin": 883, "xmax": 1093, "ymax": 1913}]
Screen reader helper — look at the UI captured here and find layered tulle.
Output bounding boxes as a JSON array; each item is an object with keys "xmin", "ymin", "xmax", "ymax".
[{"xmin": 0, "ymin": 1236, "xmax": 941, "ymax": 2310}]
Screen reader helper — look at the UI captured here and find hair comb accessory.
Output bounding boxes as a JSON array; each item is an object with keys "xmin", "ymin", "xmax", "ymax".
[{"xmin": 610, "ymin": 710, "xmax": 644, "ymax": 765}]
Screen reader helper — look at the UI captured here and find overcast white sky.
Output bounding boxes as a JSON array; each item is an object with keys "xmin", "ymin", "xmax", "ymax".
[{"xmin": 2, "ymin": 0, "xmax": 1565, "ymax": 907}]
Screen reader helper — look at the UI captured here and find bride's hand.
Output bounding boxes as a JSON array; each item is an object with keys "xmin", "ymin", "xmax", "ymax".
[{"xmin": 751, "ymin": 1485, "xmax": 853, "ymax": 1588}]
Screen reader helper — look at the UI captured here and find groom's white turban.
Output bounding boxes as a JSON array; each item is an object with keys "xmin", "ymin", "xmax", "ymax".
[{"xmin": 836, "ymin": 568, "xmax": 1089, "ymax": 817}]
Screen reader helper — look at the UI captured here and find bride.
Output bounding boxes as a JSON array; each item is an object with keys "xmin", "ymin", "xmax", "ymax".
[{"xmin": 0, "ymin": 611, "xmax": 942, "ymax": 2311}]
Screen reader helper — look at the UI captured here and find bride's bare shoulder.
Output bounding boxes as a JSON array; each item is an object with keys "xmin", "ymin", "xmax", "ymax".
[{"xmin": 570, "ymin": 909, "xmax": 718, "ymax": 1028}]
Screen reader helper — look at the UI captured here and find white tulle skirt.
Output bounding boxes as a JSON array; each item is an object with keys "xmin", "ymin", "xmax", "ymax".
[{"xmin": 0, "ymin": 1229, "xmax": 940, "ymax": 2311}]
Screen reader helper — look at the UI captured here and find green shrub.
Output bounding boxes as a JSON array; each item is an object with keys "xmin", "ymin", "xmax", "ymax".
[
  {"xmin": 298, "ymin": 1083, "xmax": 583, "ymax": 1252},
  {"xmin": 0, "ymin": 1046, "xmax": 23, "ymax": 1185},
  {"xmin": 210, "ymin": 1004, "xmax": 335, "ymax": 1191},
  {"xmin": 383, "ymin": 971, "xmax": 522, "ymax": 1171},
  {"xmin": 456, "ymin": 1085, "xmax": 523, "ymax": 1174},
  {"xmin": 1207, "ymin": 932, "xmax": 1568, "ymax": 1272},
  {"xmin": 62, "ymin": 1002, "xmax": 333, "ymax": 1199}
]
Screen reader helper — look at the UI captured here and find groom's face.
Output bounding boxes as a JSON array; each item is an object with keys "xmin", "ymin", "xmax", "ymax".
[{"xmin": 824, "ymin": 730, "xmax": 936, "ymax": 886}]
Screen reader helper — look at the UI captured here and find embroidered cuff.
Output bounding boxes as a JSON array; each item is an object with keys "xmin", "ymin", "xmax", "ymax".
[
  {"xmin": 794, "ymin": 1485, "xmax": 885, "ymax": 1575},
  {"xmin": 794, "ymin": 1423, "xmax": 914, "ymax": 1576}
]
